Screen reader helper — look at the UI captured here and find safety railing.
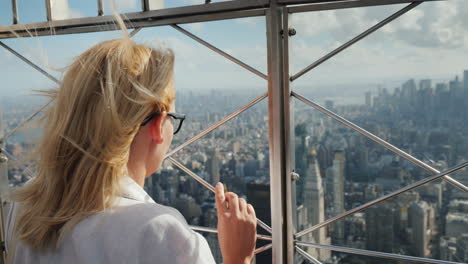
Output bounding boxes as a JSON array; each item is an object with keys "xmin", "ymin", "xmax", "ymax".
[{"xmin": 1, "ymin": 1, "xmax": 467, "ymax": 264}]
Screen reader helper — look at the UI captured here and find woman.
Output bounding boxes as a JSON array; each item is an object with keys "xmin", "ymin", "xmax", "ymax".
[{"xmin": 5, "ymin": 25, "xmax": 257, "ymax": 263}]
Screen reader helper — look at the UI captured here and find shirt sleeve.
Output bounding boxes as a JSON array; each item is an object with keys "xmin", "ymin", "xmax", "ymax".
[{"xmin": 138, "ymin": 213, "xmax": 216, "ymax": 264}]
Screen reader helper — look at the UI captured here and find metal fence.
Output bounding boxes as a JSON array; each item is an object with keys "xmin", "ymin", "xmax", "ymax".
[{"xmin": 0, "ymin": 0, "xmax": 467, "ymax": 263}]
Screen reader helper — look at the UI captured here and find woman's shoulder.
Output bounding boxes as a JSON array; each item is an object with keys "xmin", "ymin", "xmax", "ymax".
[
  {"xmin": 67, "ymin": 202, "xmax": 215, "ymax": 263},
  {"xmin": 75, "ymin": 200, "xmax": 189, "ymax": 236}
]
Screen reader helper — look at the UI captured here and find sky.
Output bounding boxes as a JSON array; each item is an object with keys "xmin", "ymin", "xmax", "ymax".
[{"xmin": 0, "ymin": 0, "xmax": 467, "ymax": 103}]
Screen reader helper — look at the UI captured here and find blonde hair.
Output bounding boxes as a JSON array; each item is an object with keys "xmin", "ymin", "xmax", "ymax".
[{"xmin": 11, "ymin": 27, "xmax": 175, "ymax": 249}]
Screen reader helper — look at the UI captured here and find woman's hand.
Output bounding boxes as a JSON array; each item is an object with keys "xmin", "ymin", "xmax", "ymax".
[{"xmin": 215, "ymin": 182, "xmax": 257, "ymax": 264}]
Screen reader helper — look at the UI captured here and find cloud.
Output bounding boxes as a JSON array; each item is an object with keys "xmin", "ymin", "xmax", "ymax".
[
  {"xmin": 186, "ymin": 22, "xmax": 204, "ymax": 32},
  {"xmin": 290, "ymin": 0, "xmax": 468, "ymax": 49},
  {"xmin": 103, "ymin": 0, "xmax": 139, "ymax": 13},
  {"xmin": 51, "ymin": 0, "xmax": 82, "ymax": 20}
]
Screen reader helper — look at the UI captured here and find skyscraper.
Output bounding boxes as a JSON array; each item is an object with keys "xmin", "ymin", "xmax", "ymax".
[
  {"xmin": 246, "ymin": 181, "xmax": 271, "ymax": 264},
  {"xmin": 409, "ymin": 201, "xmax": 435, "ymax": 257},
  {"xmin": 0, "ymin": 140, "xmax": 8, "ymax": 199},
  {"xmin": 206, "ymin": 148, "xmax": 221, "ymax": 184},
  {"xmin": 303, "ymin": 148, "xmax": 331, "ymax": 260},
  {"xmin": 366, "ymin": 204, "xmax": 397, "ymax": 253},
  {"xmin": 327, "ymin": 150, "xmax": 345, "ymax": 244}
]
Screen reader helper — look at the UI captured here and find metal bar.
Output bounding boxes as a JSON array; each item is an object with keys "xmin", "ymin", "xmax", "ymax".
[
  {"xmin": 295, "ymin": 246, "xmax": 322, "ymax": 264},
  {"xmin": 45, "ymin": 0, "xmax": 52, "ymax": 21},
  {"xmin": 0, "ymin": 22, "xmax": 146, "ymax": 144},
  {"xmin": 292, "ymin": 91, "xmax": 468, "ymax": 192},
  {"xmin": 254, "ymin": 243, "xmax": 273, "ymax": 255},
  {"xmin": 281, "ymin": 6, "xmax": 297, "ymax": 264},
  {"xmin": 295, "ymin": 161, "xmax": 468, "ymax": 238},
  {"xmin": 0, "ymin": 197, "xmax": 6, "ymax": 263},
  {"xmin": 266, "ymin": 4, "xmax": 290, "ymax": 263},
  {"xmin": 0, "ymin": 101, "xmax": 52, "ymax": 144},
  {"xmin": 97, "ymin": 0, "xmax": 104, "ymax": 16},
  {"xmin": 287, "ymin": 0, "xmax": 438, "ymax": 13},
  {"xmin": 290, "ymin": 2, "xmax": 421, "ymax": 82},
  {"xmin": 0, "ymin": 9, "xmax": 266, "ymax": 40},
  {"xmin": 129, "ymin": 27, "xmax": 142, "ymax": 37},
  {"xmin": 0, "ymin": 148, "xmax": 36, "ymax": 178},
  {"xmin": 190, "ymin": 225, "xmax": 273, "ymax": 241},
  {"xmin": 296, "ymin": 241, "xmax": 464, "ymax": 264},
  {"xmin": 164, "ymin": 93, "xmax": 267, "ymax": 159},
  {"xmin": 0, "ymin": 0, "xmax": 269, "ymax": 35},
  {"xmin": 0, "ymin": 40, "xmax": 59, "ymax": 143},
  {"xmin": 168, "ymin": 157, "xmax": 273, "ymax": 234},
  {"xmin": 278, "ymin": 0, "xmax": 438, "ymax": 5},
  {"xmin": 171, "ymin": 25, "xmax": 268, "ymax": 80},
  {"xmin": 11, "ymin": 0, "xmax": 19, "ymax": 24},
  {"xmin": 0, "ymin": 41, "xmax": 60, "ymax": 84},
  {"xmin": 142, "ymin": 0, "xmax": 150, "ymax": 11}
]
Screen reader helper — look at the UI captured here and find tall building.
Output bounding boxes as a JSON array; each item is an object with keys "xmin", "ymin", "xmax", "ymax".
[
  {"xmin": 0, "ymin": 140, "xmax": 8, "ymax": 199},
  {"xmin": 206, "ymin": 148, "xmax": 221, "ymax": 184},
  {"xmin": 327, "ymin": 150, "xmax": 345, "ymax": 244},
  {"xmin": 366, "ymin": 204, "xmax": 397, "ymax": 253},
  {"xmin": 409, "ymin": 201, "xmax": 435, "ymax": 258},
  {"xmin": 464, "ymin": 70, "xmax": 468, "ymax": 92},
  {"xmin": 303, "ymin": 148, "xmax": 331, "ymax": 260},
  {"xmin": 365, "ymin": 91, "xmax": 372, "ymax": 107},
  {"xmin": 246, "ymin": 181, "xmax": 271, "ymax": 264},
  {"xmin": 456, "ymin": 234, "xmax": 468, "ymax": 263}
]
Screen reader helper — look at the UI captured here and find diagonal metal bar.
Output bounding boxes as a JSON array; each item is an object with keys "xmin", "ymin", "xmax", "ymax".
[
  {"xmin": 129, "ymin": 27, "xmax": 142, "ymax": 37},
  {"xmin": 164, "ymin": 92, "xmax": 267, "ymax": 159},
  {"xmin": 0, "ymin": 27, "xmax": 143, "ymax": 144},
  {"xmin": 0, "ymin": 41, "xmax": 60, "ymax": 84},
  {"xmin": 295, "ymin": 161, "xmax": 468, "ymax": 238},
  {"xmin": 290, "ymin": 2, "xmax": 421, "ymax": 82},
  {"xmin": 168, "ymin": 157, "xmax": 273, "ymax": 234},
  {"xmin": 0, "ymin": 148, "xmax": 36, "ymax": 178},
  {"xmin": 292, "ymin": 91, "xmax": 468, "ymax": 192},
  {"xmin": 0, "ymin": 101, "xmax": 52, "ymax": 144},
  {"xmin": 191, "ymin": 225, "xmax": 272, "ymax": 256},
  {"xmin": 286, "ymin": 0, "xmax": 439, "ymax": 14},
  {"xmin": 171, "ymin": 24, "xmax": 268, "ymax": 80},
  {"xmin": 254, "ymin": 243, "xmax": 273, "ymax": 255},
  {"xmin": 190, "ymin": 225, "xmax": 272, "ymax": 241},
  {"xmin": 296, "ymin": 241, "xmax": 464, "ymax": 264},
  {"xmin": 295, "ymin": 246, "xmax": 322, "ymax": 264}
]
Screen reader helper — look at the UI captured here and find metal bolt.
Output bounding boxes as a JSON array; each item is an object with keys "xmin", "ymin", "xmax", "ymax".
[
  {"xmin": 288, "ymin": 28, "xmax": 296, "ymax": 36},
  {"xmin": 291, "ymin": 172, "xmax": 300, "ymax": 181}
]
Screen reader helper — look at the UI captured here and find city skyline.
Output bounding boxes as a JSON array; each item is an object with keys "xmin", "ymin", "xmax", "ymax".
[
  {"xmin": 2, "ymin": 70, "xmax": 468, "ymax": 263},
  {"xmin": 1, "ymin": 0, "xmax": 468, "ymax": 98}
]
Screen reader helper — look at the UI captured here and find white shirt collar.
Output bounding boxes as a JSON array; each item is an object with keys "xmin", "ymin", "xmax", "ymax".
[{"xmin": 119, "ymin": 174, "xmax": 156, "ymax": 204}]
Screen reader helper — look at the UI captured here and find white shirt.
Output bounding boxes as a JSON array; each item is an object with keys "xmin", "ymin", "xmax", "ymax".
[{"xmin": 5, "ymin": 176, "xmax": 216, "ymax": 264}]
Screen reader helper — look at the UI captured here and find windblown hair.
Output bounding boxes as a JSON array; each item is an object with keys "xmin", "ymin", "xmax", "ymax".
[{"xmin": 11, "ymin": 23, "xmax": 175, "ymax": 249}]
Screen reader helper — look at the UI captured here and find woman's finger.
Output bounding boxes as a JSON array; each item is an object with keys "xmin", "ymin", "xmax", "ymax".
[
  {"xmin": 247, "ymin": 204, "xmax": 256, "ymax": 219},
  {"xmin": 215, "ymin": 182, "xmax": 226, "ymax": 212},
  {"xmin": 225, "ymin": 192, "xmax": 239, "ymax": 214},
  {"xmin": 239, "ymin": 198, "xmax": 247, "ymax": 214}
]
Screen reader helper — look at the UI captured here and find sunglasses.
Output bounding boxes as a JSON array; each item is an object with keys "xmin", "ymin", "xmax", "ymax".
[{"xmin": 141, "ymin": 112, "xmax": 186, "ymax": 135}]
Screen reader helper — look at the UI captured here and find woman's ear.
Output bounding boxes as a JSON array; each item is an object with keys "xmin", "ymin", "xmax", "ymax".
[{"xmin": 150, "ymin": 112, "xmax": 167, "ymax": 144}]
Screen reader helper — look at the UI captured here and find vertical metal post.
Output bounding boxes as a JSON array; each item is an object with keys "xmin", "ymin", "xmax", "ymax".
[
  {"xmin": 0, "ymin": 141, "xmax": 6, "ymax": 264},
  {"xmin": 0, "ymin": 197, "xmax": 6, "ymax": 264},
  {"xmin": 11, "ymin": 0, "xmax": 19, "ymax": 24},
  {"xmin": 266, "ymin": 3, "xmax": 294, "ymax": 263},
  {"xmin": 97, "ymin": 0, "xmax": 104, "ymax": 16},
  {"xmin": 282, "ymin": 7, "xmax": 297, "ymax": 263},
  {"xmin": 142, "ymin": 0, "xmax": 150, "ymax": 11},
  {"xmin": 45, "ymin": 0, "xmax": 52, "ymax": 21}
]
